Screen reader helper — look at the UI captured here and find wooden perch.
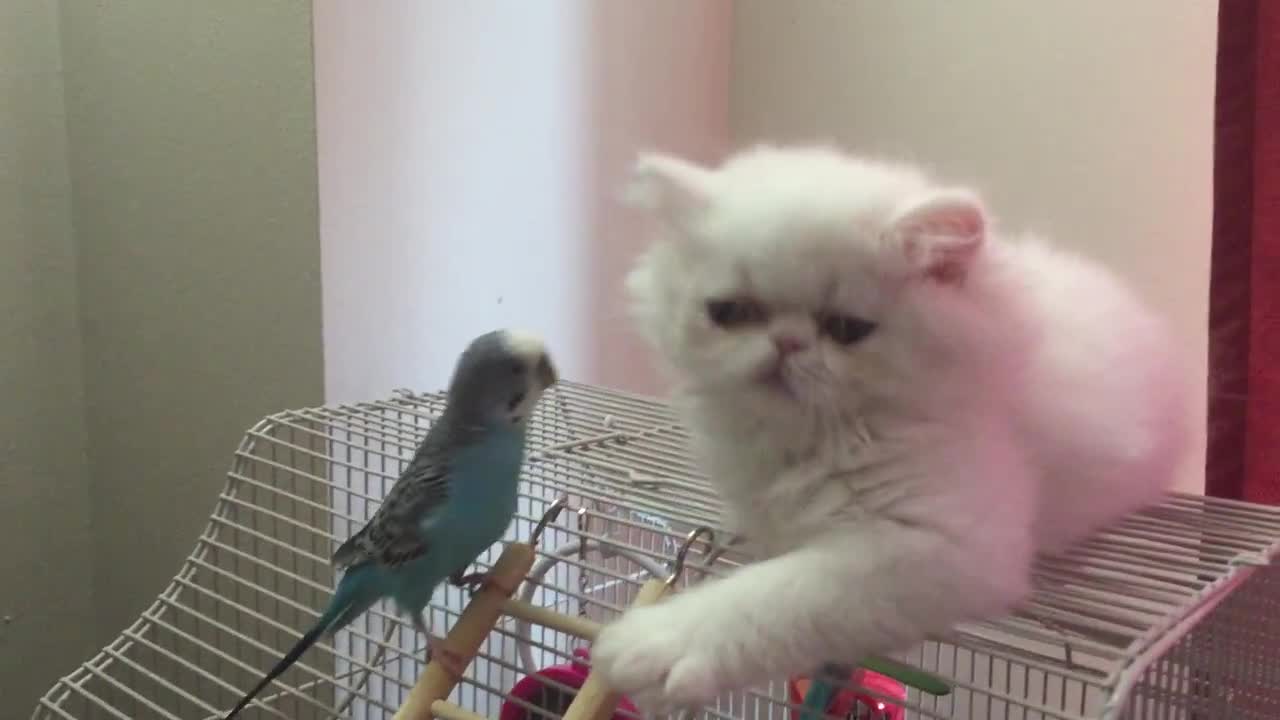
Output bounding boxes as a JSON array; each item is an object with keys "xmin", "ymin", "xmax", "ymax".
[
  {"xmin": 561, "ymin": 578, "xmax": 671, "ymax": 720},
  {"xmin": 391, "ymin": 542, "xmax": 537, "ymax": 720}
]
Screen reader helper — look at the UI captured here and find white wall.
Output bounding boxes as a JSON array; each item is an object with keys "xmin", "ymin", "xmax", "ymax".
[
  {"xmin": 315, "ymin": 1, "xmax": 729, "ymax": 402},
  {"xmin": 315, "ymin": 4, "xmax": 595, "ymax": 708},
  {"xmin": 312, "ymin": 1, "xmax": 730, "ymax": 712},
  {"xmin": 315, "ymin": 2, "xmax": 591, "ymax": 404},
  {"xmin": 731, "ymin": 1, "xmax": 1215, "ymax": 492}
]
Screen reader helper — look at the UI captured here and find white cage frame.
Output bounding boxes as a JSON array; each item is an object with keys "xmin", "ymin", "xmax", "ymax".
[{"xmin": 33, "ymin": 381, "xmax": 1280, "ymax": 720}]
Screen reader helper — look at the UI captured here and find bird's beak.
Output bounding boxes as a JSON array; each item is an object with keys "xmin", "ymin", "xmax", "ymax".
[{"xmin": 537, "ymin": 353, "xmax": 558, "ymax": 389}]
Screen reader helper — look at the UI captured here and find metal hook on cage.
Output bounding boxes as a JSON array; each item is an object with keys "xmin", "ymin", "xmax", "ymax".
[
  {"xmin": 694, "ymin": 531, "xmax": 744, "ymax": 581},
  {"xmin": 666, "ymin": 526, "xmax": 716, "ymax": 589},
  {"xmin": 668, "ymin": 529, "xmax": 724, "ymax": 720},
  {"xmin": 577, "ymin": 506, "xmax": 590, "ymax": 549},
  {"xmin": 577, "ymin": 505, "xmax": 592, "ymax": 620},
  {"xmin": 560, "ymin": 529, "xmax": 713, "ymax": 720},
  {"xmin": 451, "ymin": 496, "xmax": 570, "ymax": 596},
  {"xmin": 1035, "ymin": 617, "xmax": 1077, "ymax": 670},
  {"xmin": 531, "ymin": 495, "xmax": 570, "ymax": 548}
]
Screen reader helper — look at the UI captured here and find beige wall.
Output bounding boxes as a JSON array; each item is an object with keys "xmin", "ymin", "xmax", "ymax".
[
  {"xmin": 0, "ymin": 1, "xmax": 95, "ymax": 709},
  {"xmin": 731, "ymin": 0, "xmax": 1215, "ymax": 492},
  {"xmin": 4, "ymin": 0, "xmax": 324, "ymax": 706},
  {"xmin": 58, "ymin": 0, "xmax": 325, "ymax": 646}
]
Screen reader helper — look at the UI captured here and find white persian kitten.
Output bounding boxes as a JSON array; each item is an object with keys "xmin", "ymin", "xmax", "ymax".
[{"xmin": 591, "ymin": 145, "xmax": 1190, "ymax": 706}]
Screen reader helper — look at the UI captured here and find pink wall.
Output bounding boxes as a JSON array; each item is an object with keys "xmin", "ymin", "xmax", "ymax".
[{"xmin": 581, "ymin": 1, "xmax": 732, "ymax": 394}]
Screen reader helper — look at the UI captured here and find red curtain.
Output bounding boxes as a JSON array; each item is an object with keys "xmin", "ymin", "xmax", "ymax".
[{"xmin": 1207, "ymin": 0, "xmax": 1280, "ymax": 503}]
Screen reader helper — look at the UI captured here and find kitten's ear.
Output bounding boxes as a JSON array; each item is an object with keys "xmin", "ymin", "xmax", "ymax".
[
  {"xmin": 623, "ymin": 152, "xmax": 715, "ymax": 229},
  {"xmin": 887, "ymin": 188, "xmax": 987, "ymax": 284}
]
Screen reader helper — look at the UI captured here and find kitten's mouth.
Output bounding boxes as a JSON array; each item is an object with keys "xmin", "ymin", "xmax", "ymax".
[{"xmin": 756, "ymin": 364, "xmax": 798, "ymax": 399}]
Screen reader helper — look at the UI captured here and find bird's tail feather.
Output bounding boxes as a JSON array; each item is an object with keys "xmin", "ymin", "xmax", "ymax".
[
  {"xmin": 222, "ymin": 569, "xmax": 378, "ymax": 719},
  {"xmin": 221, "ymin": 619, "xmax": 329, "ymax": 719}
]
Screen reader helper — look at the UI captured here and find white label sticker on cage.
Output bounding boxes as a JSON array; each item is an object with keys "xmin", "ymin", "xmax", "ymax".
[{"xmin": 629, "ymin": 509, "xmax": 672, "ymax": 529}]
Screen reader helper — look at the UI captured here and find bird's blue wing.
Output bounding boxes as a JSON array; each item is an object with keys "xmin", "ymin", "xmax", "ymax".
[{"xmin": 331, "ymin": 449, "xmax": 451, "ymax": 570}]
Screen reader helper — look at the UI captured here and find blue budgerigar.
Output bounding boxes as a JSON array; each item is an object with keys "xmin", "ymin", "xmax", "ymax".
[{"xmin": 222, "ymin": 329, "xmax": 558, "ymax": 719}]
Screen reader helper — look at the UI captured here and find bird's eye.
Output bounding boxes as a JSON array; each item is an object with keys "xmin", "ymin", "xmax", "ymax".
[
  {"xmin": 819, "ymin": 313, "xmax": 877, "ymax": 346},
  {"xmin": 507, "ymin": 391, "xmax": 526, "ymax": 412},
  {"xmin": 706, "ymin": 298, "xmax": 767, "ymax": 328},
  {"xmin": 510, "ymin": 359, "xmax": 524, "ymax": 375}
]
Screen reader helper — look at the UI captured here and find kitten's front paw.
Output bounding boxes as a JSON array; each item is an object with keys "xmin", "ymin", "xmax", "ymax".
[{"xmin": 591, "ymin": 604, "xmax": 721, "ymax": 708}]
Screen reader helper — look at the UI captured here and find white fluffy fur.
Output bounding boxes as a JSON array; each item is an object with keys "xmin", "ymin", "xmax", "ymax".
[{"xmin": 590, "ymin": 145, "xmax": 1191, "ymax": 706}]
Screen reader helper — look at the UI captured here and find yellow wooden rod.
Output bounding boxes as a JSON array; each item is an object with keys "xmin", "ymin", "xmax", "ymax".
[
  {"xmin": 561, "ymin": 578, "xmax": 671, "ymax": 720},
  {"xmin": 502, "ymin": 597, "xmax": 603, "ymax": 640},
  {"xmin": 392, "ymin": 542, "xmax": 537, "ymax": 720},
  {"xmin": 429, "ymin": 699, "xmax": 488, "ymax": 720}
]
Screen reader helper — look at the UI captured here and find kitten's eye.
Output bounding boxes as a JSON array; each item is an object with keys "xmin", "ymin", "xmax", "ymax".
[
  {"xmin": 509, "ymin": 360, "xmax": 524, "ymax": 375},
  {"xmin": 706, "ymin": 298, "xmax": 767, "ymax": 328},
  {"xmin": 819, "ymin": 313, "xmax": 877, "ymax": 345}
]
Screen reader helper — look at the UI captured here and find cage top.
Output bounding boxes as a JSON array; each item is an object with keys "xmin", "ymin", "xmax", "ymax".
[
  {"xmin": 38, "ymin": 380, "xmax": 1280, "ymax": 720},
  {"xmin": 306, "ymin": 381, "xmax": 1280, "ymax": 687}
]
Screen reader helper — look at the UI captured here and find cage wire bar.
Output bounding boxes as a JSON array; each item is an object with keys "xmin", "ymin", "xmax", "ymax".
[{"xmin": 32, "ymin": 381, "xmax": 1280, "ymax": 720}]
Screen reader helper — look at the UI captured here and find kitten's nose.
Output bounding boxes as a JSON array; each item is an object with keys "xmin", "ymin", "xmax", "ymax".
[{"xmin": 772, "ymin": 334, "xmax": 809, "ymax": 355}]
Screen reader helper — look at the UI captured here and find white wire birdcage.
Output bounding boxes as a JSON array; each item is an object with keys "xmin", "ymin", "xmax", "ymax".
[{"xmin": 32, "ymin": 381, "xmax": 1280, "ymax": 720}]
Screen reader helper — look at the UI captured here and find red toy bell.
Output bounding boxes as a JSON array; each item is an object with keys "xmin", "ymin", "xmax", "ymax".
[{"xmin": 500, "ymin": 646, "xmax": 640, "ymax": 720}]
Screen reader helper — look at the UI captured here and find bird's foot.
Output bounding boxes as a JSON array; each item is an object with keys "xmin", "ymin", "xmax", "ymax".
[
  {"xmin": 448, "ymin": 569, "xmax": 489, "ymax": 592},
  {"xmin": 448, "ymin": 569, "xmax": 517, "ymax": 596}
]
